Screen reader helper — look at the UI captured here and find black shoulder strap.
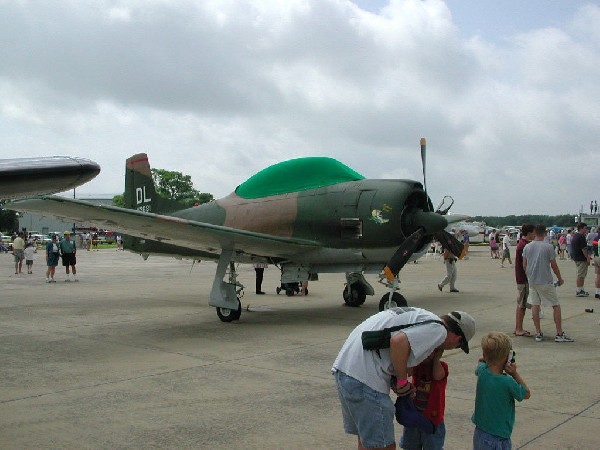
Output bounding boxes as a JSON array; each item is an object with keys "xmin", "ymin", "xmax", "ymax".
[
  {"xmin": 361, "ymin": 319, "xmax": 446, "ymax": 353},
  {"xmin": 383, "ymin": 319, "xmax": 446, "ymax": 334}
]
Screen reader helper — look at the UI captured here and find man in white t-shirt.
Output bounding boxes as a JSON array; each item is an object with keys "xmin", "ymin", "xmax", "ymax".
[
  {"xmin": 501, "ymin": 232, "xmax": 513, "ymax": 268},
  {"xmin": 332, "ymin": 307, "xmax": 475, "ymax": 450}
]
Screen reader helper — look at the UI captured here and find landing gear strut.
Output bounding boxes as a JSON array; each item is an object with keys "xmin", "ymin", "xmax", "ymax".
[
  {"xmin": 210, "ymin": 250, "xmax": 244, "ymax": 322},
  {"xmin": 377, "ymin": 272, "xmax": 409, "ymax": 311}
]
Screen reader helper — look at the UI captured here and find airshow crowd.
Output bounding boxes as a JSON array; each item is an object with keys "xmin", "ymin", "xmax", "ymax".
[{"xmin": 3, "ymin": 231, "xmax": 125, "ymax": 283}]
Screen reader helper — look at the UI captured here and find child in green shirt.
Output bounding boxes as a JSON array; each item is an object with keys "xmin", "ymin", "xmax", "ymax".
[{"xmin": 472, "ymin": 332, "xmax": 530, "ymax": 449}]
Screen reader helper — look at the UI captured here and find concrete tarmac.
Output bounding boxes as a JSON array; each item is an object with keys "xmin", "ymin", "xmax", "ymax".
[{"xmin": 1, "ymin": 246, "xmax": 599, "ymax": 449}]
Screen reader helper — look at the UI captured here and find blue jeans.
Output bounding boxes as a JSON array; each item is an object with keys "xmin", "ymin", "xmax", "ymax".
[
  {"xmin": 473, "ymin": 427, "xmax": 511, "ymax": 450},
  {"xmin": 401, "ymin": 422, "xmax": 446, "ymax": 450},
  {"xmin": 335, "ymin": 370, "xmax": 396, "ymax": 448}
]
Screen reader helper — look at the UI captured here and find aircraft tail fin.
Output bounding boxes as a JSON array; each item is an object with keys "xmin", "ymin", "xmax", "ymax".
[{"xmin": 124, "ymin": 153, "xmax": 188, "ymax": 214}]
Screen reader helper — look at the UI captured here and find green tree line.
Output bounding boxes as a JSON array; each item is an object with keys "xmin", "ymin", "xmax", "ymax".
[
  {"xmin": 0, "ymin": 203, "xmax": 19, "ymax": 231},
  {"xmin": 112, "ymin": 168, "xmax": 214, "ymax": 208}
]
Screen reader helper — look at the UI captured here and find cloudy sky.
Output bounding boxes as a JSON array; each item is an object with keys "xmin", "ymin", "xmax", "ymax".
[{"xmin": 1, "ymin": 0, "xmax": 598, "ymax": 216}]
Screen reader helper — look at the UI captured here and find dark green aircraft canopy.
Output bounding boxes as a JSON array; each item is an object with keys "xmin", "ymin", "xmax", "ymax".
[{"xmin": 235, "ymin": 157, "xmax": 365, "ymax": 199}]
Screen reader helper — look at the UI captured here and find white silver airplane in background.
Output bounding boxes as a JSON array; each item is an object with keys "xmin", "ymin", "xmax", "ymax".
[
  {"xmin": 0, "ymin": 156, "xmax": 100, "ymax": 199},
  {"xmin": 445, "ymin": 220, "xmax": 486, "ymax": 243}
]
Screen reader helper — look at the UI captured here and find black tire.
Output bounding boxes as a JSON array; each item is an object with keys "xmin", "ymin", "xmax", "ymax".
[
  {"xmin": 216, "ymin": 299, "xmax": 242, "ymax": 322},
  {"xmin": 378, "ymin": 292, "xmax": 407, "ymax": 311},
  {"xmin": 343, "ymin": 284, "xmax": 366, "ymax": 307},
  {"xmin": 285, "ymin": 288, "xmax": 295, "ymax": 296}
]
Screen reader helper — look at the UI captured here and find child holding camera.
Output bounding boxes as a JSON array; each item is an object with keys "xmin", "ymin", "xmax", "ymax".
[{"xmin": 472, "ymin": 332, "xmax": 530, "ymax": 449}]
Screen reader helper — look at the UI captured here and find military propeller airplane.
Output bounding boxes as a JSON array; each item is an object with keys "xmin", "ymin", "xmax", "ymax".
[
  {"xmin": 6, "ymin": 139, "xmax": 465, "ymax": 322},
  {"xmin": 0, "ymin": 156, "xmax": 100, "ymax": 199}
]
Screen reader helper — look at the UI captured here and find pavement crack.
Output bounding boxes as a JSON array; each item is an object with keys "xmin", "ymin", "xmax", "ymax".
[{"xmin": 515, "ymin": 398, "xmax": 600, "ymax": 449}]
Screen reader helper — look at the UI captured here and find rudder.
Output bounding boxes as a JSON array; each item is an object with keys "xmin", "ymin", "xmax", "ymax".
[
  {"xmin": 123, "ymin": 153, "xmax": 189, "ymax": 255},
  {"xmin": 124, "ymin": 153, "xmax": 188, "ymax": 214}
]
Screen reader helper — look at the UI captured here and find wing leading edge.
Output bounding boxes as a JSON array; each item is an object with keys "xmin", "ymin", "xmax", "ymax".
[{"xmin": 5, "ymin": 196, "xmax": 319, "ymax": 258}]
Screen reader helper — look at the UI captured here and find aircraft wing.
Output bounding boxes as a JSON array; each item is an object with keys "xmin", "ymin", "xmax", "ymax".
[
  {"xmin": 445, "ymin": 214, "xmax": 471, "ymax": 224},
  {"xmin": 5, "ymin": 196, "xmax": 320, "ymax": 257},
  {"xmin": 0, "ymin": 157, "xmax": 100, "ymax": 199}
]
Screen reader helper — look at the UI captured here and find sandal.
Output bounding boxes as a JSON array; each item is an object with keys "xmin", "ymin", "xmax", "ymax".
[{"xmin": 513, "ymin": 330, "xmax": 531, "ymax": 337}]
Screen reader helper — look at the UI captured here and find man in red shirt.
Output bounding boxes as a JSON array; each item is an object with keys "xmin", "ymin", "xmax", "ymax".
[{"xmin": 514, "ymin": 224, "xmax": 535, "ymax": 336}]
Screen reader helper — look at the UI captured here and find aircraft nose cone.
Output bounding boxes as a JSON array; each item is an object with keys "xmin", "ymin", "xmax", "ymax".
[{"xmin": 412, "ymin": 211, "xmax": 447, "ymax": 235}]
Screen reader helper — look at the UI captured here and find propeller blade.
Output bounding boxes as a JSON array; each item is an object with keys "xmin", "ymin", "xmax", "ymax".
[
  {"xmin": 420, "ymin": 137, "xmax": 427, "ymax": 195},
  {"xmin": 435, "ymin": 230, "xmax": 465, "ymax": 259},
  {"xmin": 384, "ymin": 209, "xmax": 451, "ymax": 281},
  {"xmin": 383, "ymin": 228, "xmax": 425, "ymax": 281}
]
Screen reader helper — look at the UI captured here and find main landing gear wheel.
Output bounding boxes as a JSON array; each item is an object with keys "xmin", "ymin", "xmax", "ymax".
[
  {"xmin": 216, "ymin": 299, "xmax": 242, "ymax": 322},
  {"xmin": 343, "ymin": 284, "xmax": 366, "ymax": 307},
  {"xmin": 378, "ymin": 292, "xmax": 407, "ymax": 311}
]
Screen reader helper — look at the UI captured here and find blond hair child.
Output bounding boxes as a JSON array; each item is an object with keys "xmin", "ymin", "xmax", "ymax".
[{"xmin": 472, "ymin": 332, "xmax": 530, "ymax": 449}]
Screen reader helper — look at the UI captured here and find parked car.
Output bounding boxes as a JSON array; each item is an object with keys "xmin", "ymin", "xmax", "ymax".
[
  {"xmin": 98, "ymin": 235, "xmax": 115, "ymax": 244},
  {"xmin": 30, "ymin": 234, "xmax": 51, "ymax": 247},
  {"xmin": 0, "ymin": 235, "xmax": 13, "ymax": 252}
]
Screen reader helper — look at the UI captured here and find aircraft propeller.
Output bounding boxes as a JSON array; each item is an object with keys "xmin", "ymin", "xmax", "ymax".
[
  {"xmin": 383, "ymin": 138, "xmax": 465, "ymax": 281},
  {"xmin": 420, "ymin": 137, "xmax": 427, "ymax": 195}
]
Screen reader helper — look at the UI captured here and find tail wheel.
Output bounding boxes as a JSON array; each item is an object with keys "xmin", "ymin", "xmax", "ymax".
[
  {"xmin": 216, "ymin": 299, "xmax": 242, "ymax": 322},
  {"xmin": 343, "ymin": 284, "xmax": 366, "ymax": 307},
  {"xmin": 379, "ymin": 292, "xmax": 407, "ymax": 311}
]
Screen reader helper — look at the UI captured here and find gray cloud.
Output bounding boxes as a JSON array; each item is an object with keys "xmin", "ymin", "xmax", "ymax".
[{"xmin": 0, "ymin": 0, "xmax": 598, "ymax": 216}]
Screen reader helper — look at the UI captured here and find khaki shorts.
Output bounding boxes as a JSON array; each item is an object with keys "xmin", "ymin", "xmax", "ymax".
[
  {"xmin": 13, "ymin": 249, "xmax": 24, "ymax": 263},
  {"xmin": 575, "ymin": 261, "xmax": 589, "ymax": 278},
  {"xmin": 517, "ymin": 284, "xmax": 530, "ymax": 309},
  {"xmin": 529, "ymin": 283, "xmax": 560, "ymax": 307}
]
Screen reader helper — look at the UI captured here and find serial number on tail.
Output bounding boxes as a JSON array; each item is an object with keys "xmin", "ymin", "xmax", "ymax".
[{"xmin": 136, "ymin": 186, "xmax": 152, "ymax": 212}]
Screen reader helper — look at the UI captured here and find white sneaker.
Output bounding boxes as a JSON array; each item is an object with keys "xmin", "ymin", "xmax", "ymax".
[
  {"xmin": 555, "ymin": 332, "xmax": 574, "ymax": 343},
  {"xmin": 535, "ymin": 332, "xmax": 544, "ymax": 342}
]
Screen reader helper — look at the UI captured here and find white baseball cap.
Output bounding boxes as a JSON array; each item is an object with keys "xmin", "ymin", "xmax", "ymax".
[{"xmin": 448, "ymin": 311, "xmax": 475, "ymax": 354}]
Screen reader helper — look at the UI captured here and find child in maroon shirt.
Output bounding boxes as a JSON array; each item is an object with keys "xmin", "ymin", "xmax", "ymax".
[{"xmin": 400, "ymin": 348, "xmax": 448, "ymax": 450}]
